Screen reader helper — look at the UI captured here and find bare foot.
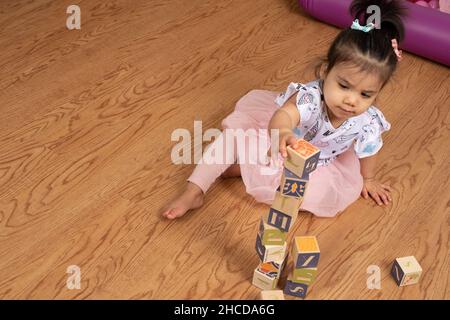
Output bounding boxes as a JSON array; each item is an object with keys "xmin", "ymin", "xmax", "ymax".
[
  {"xmin": 221, "ymin": 164, "xmax": 241, "ymax": 178},
  {"xmin": 160, "ymin": 182, "xmax": 204, "ymax": 220}
]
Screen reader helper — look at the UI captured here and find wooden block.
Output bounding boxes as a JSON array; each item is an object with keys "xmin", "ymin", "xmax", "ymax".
[
  {"xmin": 258, "ymin": 218, "xmax": 287, "ymax": 246},
  {"xmin": 264, "ymin": 207, "xmax": 296, "ymax": 233},
  {"xmin": 283, "ymin": 277, "xmax": 308, "ymax": 298},
  {"xmin": 272, "ymin": 191, "xmax": 302, "ymax": 217},
  {"xmin": 291, "ymin": 268, "xmax": 317, "ymax": 286},
  {"xmin": 285, "ymin": 139, "xmax": 320, "ymax": 177},
  {"xmin": 391, "ymin": 256, "xmax": 422, "ymax": 287},
  {"xmin": 255, "ymin": 233, "xmax": 287, "ymax": 263},
  {"xmin": 260, "ymin": 290, "xmax": 285, "ymax": 300},
  {"xmin": 293, "ymin": 236, "xmax": 320, "ymax": 268},
  {"xmin": 252, "ymin": 261, "xmax": 281, "ymax": 290},
  {"xmin": 279, "ymin": 169, "xmax": 308, "ymax": 200}
]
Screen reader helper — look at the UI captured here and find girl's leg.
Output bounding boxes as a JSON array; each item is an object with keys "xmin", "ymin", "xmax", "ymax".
[{"xmin": 161, "ymin": 130, "xmax": 239, "ymax": 219}]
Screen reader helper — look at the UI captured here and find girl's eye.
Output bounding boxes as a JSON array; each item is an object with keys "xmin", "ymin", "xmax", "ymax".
[
  {"xmin": 362, "ymin": 93, "xmax": 371, "ymax": 98},
  {"xmin": 339, "ymin": 83, "xmax": 348, "ymax": 89}
]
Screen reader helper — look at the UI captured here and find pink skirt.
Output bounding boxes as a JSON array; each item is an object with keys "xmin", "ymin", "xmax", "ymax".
[{"xmin": 221, "ymin": 89, "xmax": 364, "ymax": 218}]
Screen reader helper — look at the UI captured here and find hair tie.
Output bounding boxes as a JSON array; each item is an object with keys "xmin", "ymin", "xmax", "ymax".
[
  {"xmin": 351, "ymin": 19, "xmax": 376, "ymax": 33},
  {"xmin": 391, "ymin": 39, "xmax": 403, "ymax": 62}
]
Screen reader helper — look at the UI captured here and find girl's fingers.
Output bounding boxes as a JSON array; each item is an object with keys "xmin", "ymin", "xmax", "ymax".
[
  {"xmin": 380, "ymin": 193, "xmax": 389, "ymax": 205},
  {"xmin": 370, "ymin": 191, "xmax": 383, "ymax": 206},
  {"xmin": 362, "ymin": 188, "xmax": 369, "ymax": 199}
]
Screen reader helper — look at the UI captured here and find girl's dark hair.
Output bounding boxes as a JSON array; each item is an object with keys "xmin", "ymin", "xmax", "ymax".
[{"xmin": 317, "ymin": 0, "xmax": 407, "ymax": 85}]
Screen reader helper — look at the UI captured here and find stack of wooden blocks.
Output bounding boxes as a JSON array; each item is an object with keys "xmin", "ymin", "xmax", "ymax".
[
  {"xmin": 253, "ymin": 139, "xmax": 321, "ymax": 299},
  {"xmin": 284, "ymin": 236, "xmax": 320, "ymax": 298}
]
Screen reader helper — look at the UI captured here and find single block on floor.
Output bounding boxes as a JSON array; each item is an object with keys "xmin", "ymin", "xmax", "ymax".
[{"xmin": 391, "ymin": 256, "xmax": 422, "ymax": 287}]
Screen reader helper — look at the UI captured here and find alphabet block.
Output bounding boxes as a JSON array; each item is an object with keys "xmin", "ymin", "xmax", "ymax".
[
  {"xmin": 258, "ymin": 218, "xmax": 287, "ymax": 246},
  {"xmin": 291, "ymin": 267, "xmax": 317, "ymax": 286},
  {"xmin": 284, "ymin": 139, "xmax": 320, "ymax": 177},
  {"xmin": 284, "ymin": 277, "xmax": 308, "ymax": 298},
  {"xmin": 252, "ymin": 261, "xmax": 281, "ymax": 290},
  {"xmin": 264, "ymin": 207, "xmax": 296, "ymax": 233},
  {"xmin": 255, "ymin": 233, "xmax": 287, "ymax": 263},
  {"xmin": 293, "ymin": 236, "xmax": 320, "ymax": 268},
  {"xmin": 279, "ymin": 170, "xmax": 308, "ymax": 200},
  {"xmin": 259, "ymin": 290, "xmax": 285, "ymax": 300},
  {"xmin": 391, "ymin": 256, "xmax": 422, "ymax": 287},
  {"xmin": 271, "ymin": 190, "xmax": 302, "ymax": 217}
]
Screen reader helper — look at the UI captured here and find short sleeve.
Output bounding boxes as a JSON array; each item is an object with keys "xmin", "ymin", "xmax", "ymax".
[
  {"xmin": 354, "ymin": 106, "xmax": 391, "ymax": 158},
  {"xmin": 275, "ymin": 82, "xmax": 321, "ymax": 129}
]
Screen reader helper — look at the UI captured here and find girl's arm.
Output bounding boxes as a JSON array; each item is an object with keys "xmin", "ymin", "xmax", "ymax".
[
  {"xmin": 268, "ymin": 94, "xmax": 300, "ymax": 157},
  {"xmin": 359, "ymin": 155, "xmax": 393, "ymax": 206}
]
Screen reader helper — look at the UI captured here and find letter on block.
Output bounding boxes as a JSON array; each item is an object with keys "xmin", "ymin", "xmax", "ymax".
[
  {"xmin": 272, "ymin": 190, "xmax": 302, "ymax": 217},
  {"xmin": 291, "ymin": 268, "xmax": 317, "ymax": 286},
  {"xmin": 255, "ymin": 233, "xmax": 287, "ymax": 263},
  {"xmin": 391, "ymin": 256, "xmax": 422, "ymax": 287},
  {"xmin": 293, "ymin": 236, "xmax": 320, "ymax": 268},
  {"xmin": 252, "ymin": 261, "xmax": 281, "ymax": 290},
  {"xmin": 258, "ymin": 218, "xmax": 287, "ymax": 246},
  {"xmin": 284, "ymin": 139, "xmax": 320, "ymax": 178},
  {"xmin": 279, "ymin": 169, "xmax": 308, "ymax": 199},
  {"xmin": 265, "ymin": 207, "xmax": 296, "ymax": 233},
  {"xmin": 284, "ymin": 278, "xmax": 308, "ymax": 298},
  {"xmin": 260, "ymin": 290, "xmax": 285, "ymax": 300}
]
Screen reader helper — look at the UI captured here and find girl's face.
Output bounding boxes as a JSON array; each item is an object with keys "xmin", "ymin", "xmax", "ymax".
[{"xmin": 322, "ymin": 63, "xmax": 383, "ymax": 123}]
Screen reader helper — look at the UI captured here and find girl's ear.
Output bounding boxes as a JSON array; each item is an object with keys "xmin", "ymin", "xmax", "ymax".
[{"xmin": 319, "ymin": 63, "xmax": 329, "ymax": 80}]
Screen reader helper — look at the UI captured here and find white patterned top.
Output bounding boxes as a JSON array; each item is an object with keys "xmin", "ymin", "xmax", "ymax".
[{"xmin": 275, "ymin": 80, "xmax": 391, "ymax": 166}]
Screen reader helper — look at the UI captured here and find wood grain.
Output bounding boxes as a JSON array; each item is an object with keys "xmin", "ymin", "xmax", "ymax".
[{"xmin": 0, "ymin": 0, "xmax": 448, "ymax": 299}]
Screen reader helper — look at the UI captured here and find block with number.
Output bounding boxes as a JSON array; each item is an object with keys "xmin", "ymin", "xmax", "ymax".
[
  {"xmin": 284, "ymin": 277, "xmax": 308, "ymax": 298},
  {"xmin": 279, "ymin": 169, "xmax": 308, "ymax": 200},
  {"xmin": 293, "ymin": 236, "xmax": 320, "ymax": 268},
  {"xmin": 260, "ymin": 290, "xmax": 285, "ymax": 300},
  {"xmin": 252, "ymin": 261, "xmax": 282, "ymax": 290},
  {"xmin": 284, "ymin": 139, "xmax": 320, "ymax": 178},
  {"xmin": 391, "ymin": 256, "xmax": 422, "ymax": 287},
  {"xmin": 258, "ymin": 218, "xmax": 287, "ymax": 246},
  {"xmin": 264, "ymin": 207, "xmax": 296, "ymax": 233},
  {"xmin": 291, "ymin": 267, "xmax": 317, "ymax": 286},
  {"xmin": 255, "ymin": 233, "xmax": 287, "ymax": 263}
]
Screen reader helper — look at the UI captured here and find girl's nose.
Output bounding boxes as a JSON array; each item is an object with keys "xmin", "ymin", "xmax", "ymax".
[{"xmin": 344, "ymin": 95, "xmax": 357, "ymax": 107}]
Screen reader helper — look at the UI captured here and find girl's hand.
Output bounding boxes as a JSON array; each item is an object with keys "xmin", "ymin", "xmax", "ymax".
[
  {"xmin": 267, "ymin": 130, "xmax": 298, "ymax": 158},
  {"xmin": 361, "ymin": 178, "xmax": 393, "ymax": 206}
]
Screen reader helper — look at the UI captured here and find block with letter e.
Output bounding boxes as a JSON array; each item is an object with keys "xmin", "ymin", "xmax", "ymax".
[
  {"xmin": 291, "ymin": 267, "xmax": 317, "ymax": 286},
  {"xmin": 264, "ymin": 207, "xmax": 296, "ymax": 233},
  {"xmin": 293, "ymin": 236, "xmax": 320, "ymax": 268},
  {"xmin": 284, "ymin": 139, "xmax": 320, "ymax": 178}
]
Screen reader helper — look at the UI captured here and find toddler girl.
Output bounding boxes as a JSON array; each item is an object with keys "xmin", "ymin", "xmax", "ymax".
[{"xmin": 161, "ymin": 0, "xmax": 406, "ymax": 219}]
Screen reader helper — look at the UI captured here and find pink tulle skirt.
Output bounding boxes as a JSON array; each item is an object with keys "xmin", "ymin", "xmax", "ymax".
[{"xmin": 221, "ymin": 89, "xmax": 364, "ymax": 218}]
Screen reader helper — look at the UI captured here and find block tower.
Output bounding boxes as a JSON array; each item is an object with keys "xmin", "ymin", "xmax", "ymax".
[{"xmin": 252, "ymin": 139, "xmax": 320, "ymax": 296}]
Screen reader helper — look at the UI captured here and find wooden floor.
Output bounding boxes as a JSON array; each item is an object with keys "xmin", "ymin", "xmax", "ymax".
[{"xmin": 0, "ymin": 0, "xmax": 448, "ymax": 300}]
